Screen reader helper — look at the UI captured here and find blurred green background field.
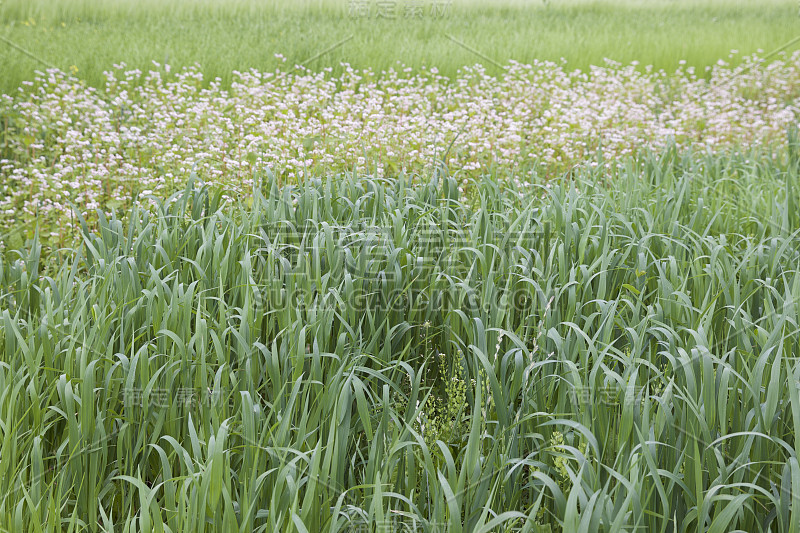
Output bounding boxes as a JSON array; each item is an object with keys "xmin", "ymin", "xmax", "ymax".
[{"xmin": 0, "ymin": 0, "xmax": 798, "ymax": 93}]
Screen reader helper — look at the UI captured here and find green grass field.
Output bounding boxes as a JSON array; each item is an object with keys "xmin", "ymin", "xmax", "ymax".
[
  {"xmin": 0, "ymin": 0, "xmax": 799, "ymax": 93},
  {"xmin": 3, "ymin": 1, "xmax": 800, "ymax": 531},
  {"xmin": 2, "ymin": 147, "xmax": 800, "ymax": 531}
]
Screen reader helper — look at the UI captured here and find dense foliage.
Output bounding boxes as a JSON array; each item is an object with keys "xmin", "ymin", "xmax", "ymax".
[
  {"xmin": 2, "ymin": 146, "xmax": 800, "ymax": 531},
  {"xmin": 3, "ymin": 53, "xmax": 800, "ymax": 248}
]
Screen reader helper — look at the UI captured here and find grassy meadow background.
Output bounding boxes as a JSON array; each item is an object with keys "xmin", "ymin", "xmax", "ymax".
[{"xmin": 0, "ymin": 0, "xmax": 799, "ymax": 93}]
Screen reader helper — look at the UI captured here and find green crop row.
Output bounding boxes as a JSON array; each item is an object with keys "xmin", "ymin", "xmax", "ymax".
[{"xmin": 1, "ymin": 144, "xmax": 800, "ymax": 531}]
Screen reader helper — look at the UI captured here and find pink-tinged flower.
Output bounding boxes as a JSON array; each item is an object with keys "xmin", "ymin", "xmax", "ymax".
[{"xmin": 2, "ymin": 51, "xmax": 799, "ymax": 235}]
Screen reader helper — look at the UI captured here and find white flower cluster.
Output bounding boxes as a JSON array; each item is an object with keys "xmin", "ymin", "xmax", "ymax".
[{"xmin": 2, "ymin": 53, "xmax": 798, "ymax": 233}]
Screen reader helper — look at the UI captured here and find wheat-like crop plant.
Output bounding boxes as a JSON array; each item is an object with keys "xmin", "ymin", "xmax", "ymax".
[{"xmin": 2, "ymin": 142, "xmax": 800, "ymax": 531}]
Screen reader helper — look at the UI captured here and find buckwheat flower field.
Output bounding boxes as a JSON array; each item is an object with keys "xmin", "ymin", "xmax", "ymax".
[{"xmin": 2, "ymin": 52, "xmax": 800, "ymax": 245}]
